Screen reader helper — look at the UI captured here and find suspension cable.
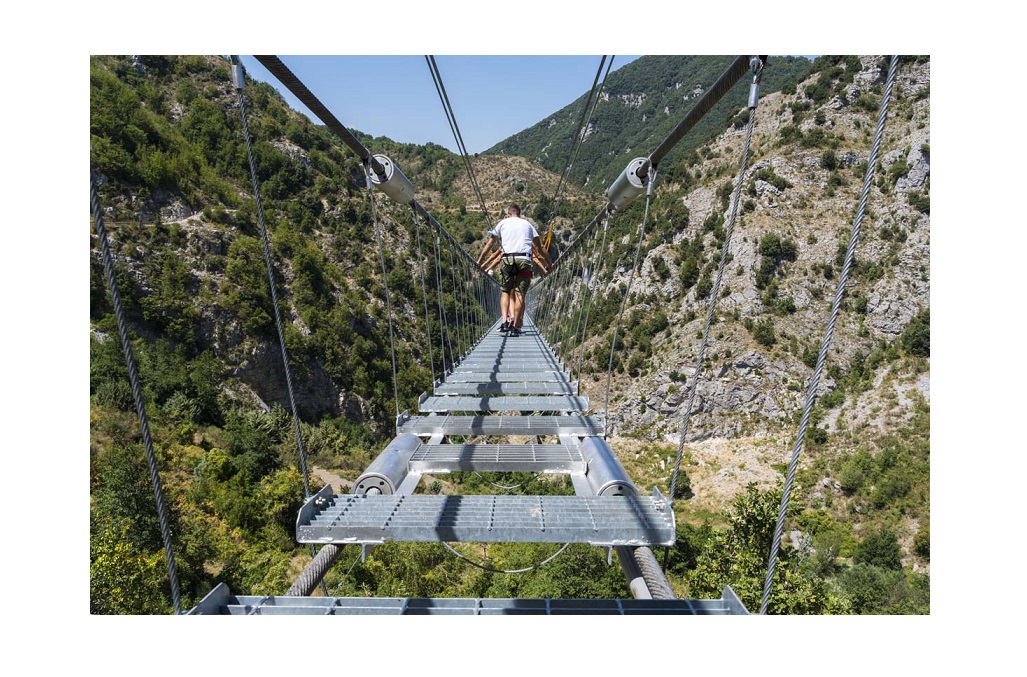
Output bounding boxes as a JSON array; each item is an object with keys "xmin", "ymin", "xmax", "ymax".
[
  {"xmin": 649, "ymin": 56, "xmax": 761, "ymax": 168},
  {"xmin": 425, "ymin": 55, "xmax": 493, "ymax": 230},
  {"xmin": 603, "ymin": 170, "xmax": 657, "ymax": 433},
  {"xmin": 231, "ymin": 56, "xmax": 326, "ymax": 596},
  {"xmin": 252, "ymin": 56, "xmax": 386, "ymax": 178},
  {"xmin": 544, "ymin": 56, "xmax": 614, "ymax": 247},
  {"xmin": 90, "ymin": 171, "xmax": 182, "ymax": 615},
  {"xmin": 669, "ymin": 57, "xmax": 765, "ymax": 506},
  {"xmin": 231, "ymin": 57, "xmax": 313, "ymax": 498},
  {"xmin": 759, "ymin": 56, "xmax": 900, "ymax": 615},
  {"xmin": 441, "ymin": 541, "xmax": 572, "ymax": 574}
]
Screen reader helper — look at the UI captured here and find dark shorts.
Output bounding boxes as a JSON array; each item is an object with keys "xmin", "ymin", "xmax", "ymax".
[{"xmin": 500, "ymin": 257, "xmax": 533, "ymax": 295}]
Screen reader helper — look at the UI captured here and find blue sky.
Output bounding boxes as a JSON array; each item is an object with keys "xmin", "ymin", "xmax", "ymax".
[{"xmin": 239, "ymin": 55, "xmax": 640, "ymax": 155}]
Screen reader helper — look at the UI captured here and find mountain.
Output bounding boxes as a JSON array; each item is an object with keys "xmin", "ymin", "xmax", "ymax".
[
  {"xmin": 488, "ymin": 55, "xmax": 815, "ymax": 192},
  {"xmin": 89, "ymin": 54, "xmax": 930, "ymax": 615}
]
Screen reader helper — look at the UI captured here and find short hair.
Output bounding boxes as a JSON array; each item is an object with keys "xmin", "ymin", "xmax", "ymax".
[{"xmin": 507, "ymin": 204, "xmax": 521, "ymax": 216}]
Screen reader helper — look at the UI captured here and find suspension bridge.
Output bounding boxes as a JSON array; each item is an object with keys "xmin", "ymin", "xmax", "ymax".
[{"xmin": 90, "ymin": 54, "xmax": 901, "ymax": 615}]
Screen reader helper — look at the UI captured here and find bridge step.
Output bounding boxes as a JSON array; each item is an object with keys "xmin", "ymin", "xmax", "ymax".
[
  {"xmin": 454, "ymin": 361, "xmax": 565, "ymax": 372},
  {"xmin": 434, "ymin": 381, "xmax": 577, "ymax": 396},
  {"xmin": 409, "ymin": 442, "xmax": 585, "ymax": 473},
  {"xmin": 419, "ymin": 395, "xmax": 589, "ymax": 413},
  {"xmin": 297, "ymin": 490, "xmax": 674, "ymax": 546},
  {"xmin": 398, "ymin": 414, "xmax": 604, "ymax": 436},
  {"xmin": 188, "ymin": 583, "xmax": 749, "ymax": 615},
  {"xmin": 444, "ymin": 370, "xmax": 570, "ymax": 382}
]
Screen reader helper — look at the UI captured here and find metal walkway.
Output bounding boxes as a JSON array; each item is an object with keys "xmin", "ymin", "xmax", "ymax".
[
  {"xmin": 294, "ymin": 318, "xmax": 668, "ymax": 547},
  {"xmin": 189, "ymin": 316, "xmax": 747, "ymax": 614},
  {"xmin": 190, "ymin": 583, "xmax": 749, "ymax": 615}
]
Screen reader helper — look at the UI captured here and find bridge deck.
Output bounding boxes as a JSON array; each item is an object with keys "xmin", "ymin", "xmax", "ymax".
[{"xmin": 296, "ymin": 490, "xmax": 675, "ymax": 546}]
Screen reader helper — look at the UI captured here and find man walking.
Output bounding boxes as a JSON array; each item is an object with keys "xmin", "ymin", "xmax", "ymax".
[{"xmin": 483, "ymin": 204, "xmax": 552, "ymax": 336}]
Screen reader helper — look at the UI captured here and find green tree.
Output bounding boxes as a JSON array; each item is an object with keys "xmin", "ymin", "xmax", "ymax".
[
  {"xmin": 90, "ymin": 522, "xmax": 171, "ymax": 614},
  {"xmin": 140, "ymin": 250, "xmax": 198, "ymax": 346},
  {"xmin": 901, "ymin": 308, "xmax": 930, "ymax": 357},
  {"xmin": 689, "ymin": 484, "xmax": 837, "ymax": 613},
  {"xmin": 854, "ymin": 528, "xmax": 902, "ymax": 570}
]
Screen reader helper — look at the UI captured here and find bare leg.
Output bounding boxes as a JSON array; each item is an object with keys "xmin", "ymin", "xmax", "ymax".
[
  {"xmin": 513, "ymin": 291, "xmax": 525, "ymax": 328},
  {"xmin": 500, "ymin": 291, "xmax": 510, "ymax": 324}
]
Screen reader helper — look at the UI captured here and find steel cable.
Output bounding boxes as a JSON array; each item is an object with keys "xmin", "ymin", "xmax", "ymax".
[
  {"xmin": 603, "ymin": 170, "xmax": 657, "ymax": 433},
  {"xmin": 412, "ymin": 207, "xmax": 437, "ymax": 386},
  {"xmin": 90, "ymin": 171, "xmax": 182, "ymax": 615},
  {"xmin": 426, "ymin": 55, "xmax": 494, "ymax": 230},
  {"xmin": 441, "ymin": 541, "xmax": 572, "ymax": 574},
  {"xmin": 759, "ymin": 56, "xmax": 899, "ymax": 615},
  {"xmin": 233, "ymin": 57, "xmax": 327, "ymax": 596},
  {"xmin": 232, "ymin": 58, "xmax": 313, "ymax": 501},
  {"xmin": 286, "ymin": 543, "xmax": 342, "ymax": 596},
  {"xmin": 363, "ymin": 161, "xmax": 402, "ymax": 427},
  {"xmin": 573, "ymin": 212, "xmax": 611, "ymax": 382},
  {"xmin": 544, "ymin": 56, "xmax": 614, "ymax": 245},
  {"xmin": 669, "ymin": 59, "xmax": 764, "ymax": 507}
]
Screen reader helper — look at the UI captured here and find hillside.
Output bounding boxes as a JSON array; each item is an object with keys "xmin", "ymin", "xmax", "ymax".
[
  {"xmin": 489, "ymin": 55, "xmax": 815, "ymax": 193},
  {"xmin": 89, "ymin": 54, "xmax": 929, "ymax": 615}
]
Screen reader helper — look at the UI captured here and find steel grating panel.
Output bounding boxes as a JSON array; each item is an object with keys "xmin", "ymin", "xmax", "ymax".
[
  {"xmin": 419, "ymin": 395, "xmax": 589, "ymax": 413},
  {"xmin": 297, "ymin": 494, "xmax": 674, "ymax": 546},
  {"xmin": 434, "ymin": 381, "xmax": 578, "ymax": 396},
  {"xmin": 445, "ymin": 371, "xmax": 570, "ymax": 382},
  {"xmin": 187, "ymin": 585, "xmax": 746, "ymax": 615},
  {"xmin": 188, "ymin": 583, "xmax": 750, "ymax": 615},
  {"xmin": 409, "ymin": 442, "xmax": 585, "ymax": 473},
  {"xmin": 398, "ymin": 415, "xmax": 604, "ymax": 436},
  {"xmin": 454, "ymin": 362, "xmax": 565, "ymax": 372}
]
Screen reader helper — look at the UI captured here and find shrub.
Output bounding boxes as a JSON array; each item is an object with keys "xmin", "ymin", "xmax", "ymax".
[
  {"xmin": 751, "ymin": 317, "xmax": 775, "ymax": 347},
  {"xmin": 854, "ymin": 529, "xmax": 903, "ymax": 570},
  {"xmin": 913, "ymin": 524, "xmax": 930, "ymax": 559},
  {"xmin": 839, "ymin": 448, "xmax": 875, "ymax": 492},
  {"xmin": 820, "ymin": 150, "xmax": 838, "ymax": 171},
  {"xmin": 908, "ymin": 190, "xmax": 930, "ymax": 214},
  {"xmin": 805, "ymin": 426, "xmax": 828, "ymax": 445},
  {"xmin": 901, "ymin": 309, "xmax": 930, "ymax": 357}
]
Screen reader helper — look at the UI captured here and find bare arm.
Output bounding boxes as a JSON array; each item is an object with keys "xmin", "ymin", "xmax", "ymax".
[{"xmin": 476, "ymin": 235, "xmax": 498, "ymax": 267}]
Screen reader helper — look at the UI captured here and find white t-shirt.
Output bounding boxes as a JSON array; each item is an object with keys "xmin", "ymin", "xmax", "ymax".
[{"xmin": 492, "ymin": 216, "xmax": 538, "ymax": 258}]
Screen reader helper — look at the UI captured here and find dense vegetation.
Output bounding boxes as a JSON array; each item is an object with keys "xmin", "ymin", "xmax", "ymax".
[{"xmin": 90, "ymin": 54, "xmax": 928, "ymax": 615}]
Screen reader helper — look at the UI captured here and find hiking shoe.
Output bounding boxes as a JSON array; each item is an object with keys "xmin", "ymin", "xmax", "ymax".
[
  {"xmin": 499, "ymin": 321, "xmax": 510, "ymax": 332},
  {"xmin": 510, "ymin": 327, "xmax": 521, "ymax": 337}
]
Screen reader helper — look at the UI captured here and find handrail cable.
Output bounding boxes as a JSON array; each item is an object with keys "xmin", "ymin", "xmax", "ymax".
[
  {"xmin": 363, "ymin": 160, "xmax": 402, "ymax": 428},
  {"xmin": 668, "ymin": 57, "xmax": 764, "ymax": 511},
  {"xmin": 231, "ymin": 56, "xmax": 326, "ymax": 596},
  {"xmin": 602, "ymin": 169, "xmax": 657, "ymax": 432},
  {"xmin": 759, "ymin": 55, "xmax": 900, "ymax": 615},
  {"xmin": 425, "ymin": 55, "xmax": 494, "ymax": 230},
  {"xmin": 572, "ymin": 211, "xmax": 611, "ymax": 382},
  {"xmin": 431, "ymin": 225, "xmax": 454, "ymax": 374},
  {"xmin": 544, "ymin": 56, "xmax": 614, "ymax": 249},
  {"xmin": 411, "ymin": 206, "xmax": 437, "ymax": 385},
  {"xmin": 90, "ymin": 171, "xmax": 182, "ymax": 615}
]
